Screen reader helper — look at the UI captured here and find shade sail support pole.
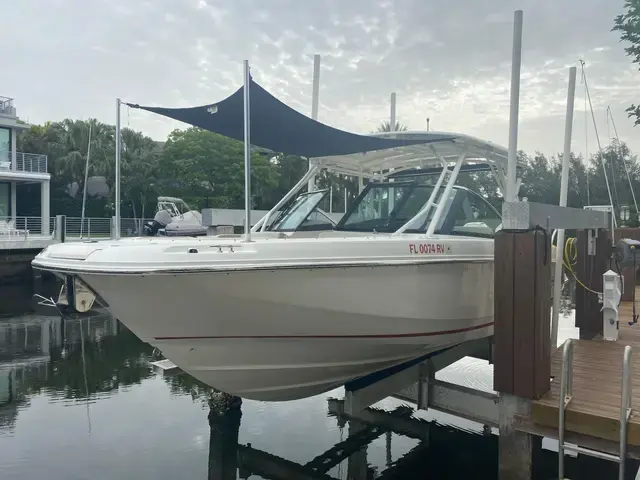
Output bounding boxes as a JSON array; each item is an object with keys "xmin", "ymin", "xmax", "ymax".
[
  {"xmin": 115, "ymin": 98, "xmax": 121, "ymax": 240},
  {"xmin": 243, "ymin": 60, "xmax": 252, "ymax": 242},
  {"xmin": 308, "ymin": 54, "xmax": 321, "ymax": 192}
]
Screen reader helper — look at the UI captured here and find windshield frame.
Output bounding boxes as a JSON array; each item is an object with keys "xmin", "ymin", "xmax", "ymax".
[
  {"xmin": 335, "ymin": 181, "xmax": 502, "ymax": 237},
  {"xmin": 335, "ymin": 180, "xmax": 436, "ymax": 233},
  {"xmin": 268, "ymin": 189, "xmax": 330, "ymax": 232}
]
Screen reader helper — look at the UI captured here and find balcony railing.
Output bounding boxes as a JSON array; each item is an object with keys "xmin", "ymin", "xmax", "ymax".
[
  {"xmin": 0, "ymin": 96, "xmax": 14, "ymax": 116},
  {"xmin": 0, "ymin": 216, "xmax": 52, "ymax": 237},
  {"xmin": 64, "ymin": 217, "xmax": 154, "ymax": 239},
  {"xmin": 16, "ymin": 152, "xmax": 47, "ymax": 173},
  {"xmin": 0, "ymin": 152, "xmax": 48, "ymax": 173},
  {"xmin": 0, "ymin": 216, "xmax": 154, "ymax": 241}
]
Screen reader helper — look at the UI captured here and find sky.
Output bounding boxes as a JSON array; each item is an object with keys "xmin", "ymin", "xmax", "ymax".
[{"xmin": 3, "ymin": 0, "xmax": 639, "ymax": 158}]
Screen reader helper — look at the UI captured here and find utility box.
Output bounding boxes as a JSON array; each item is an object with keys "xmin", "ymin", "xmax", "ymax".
[{"xmin": 602, "ymin": 269, "xmax": 622, "ymax": 341}]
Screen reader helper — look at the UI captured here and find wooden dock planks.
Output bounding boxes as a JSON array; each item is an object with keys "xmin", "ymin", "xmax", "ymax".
[{"xmin": 531, "ymin": 288, "xmax": 640, "ymax": 444}]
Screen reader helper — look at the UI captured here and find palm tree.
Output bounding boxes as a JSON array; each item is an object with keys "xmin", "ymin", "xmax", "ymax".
[{"xmin": 376, "ymin": 120, "xmax": 408, "ymax": 132}]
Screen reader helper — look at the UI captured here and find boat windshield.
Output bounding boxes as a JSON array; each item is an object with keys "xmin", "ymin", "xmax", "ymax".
[
  {"xmin": 336, "ymin": 181, "xmax": 501, "ymax": 236},
  {"xmin": 269, "ymin": 189, "xmax": 331, "ymax": 231},
  {"xmin": 158, "ymin": 198, "xmax": 190, "ymax": 217}
]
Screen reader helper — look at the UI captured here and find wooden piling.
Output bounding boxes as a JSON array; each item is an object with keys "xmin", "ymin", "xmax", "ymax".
[
  {"xmin": 615, "ymin": 227, "xmax": 640, "ymax": 302},
  {"xmin": 494, "ymin": 229, "xmax": 551, "ymax": 399},
  {"xmin": 493, "ymin": 229, "xmax": 551, "ymax": 480},
  {"xmin": 574, "ymin": 229, "xmax": 610, "ymax": 339}
]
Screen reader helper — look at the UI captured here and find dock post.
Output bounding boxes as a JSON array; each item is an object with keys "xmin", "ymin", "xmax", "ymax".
[
  {"xmin": 494, "ymin": 229, "xmax": 552, "ymax": 479},
  {"xmin": 575, "ymin": 229, "xmax": 610, "ymax": 339},
  {"xmin": 55, "ymin": 215, "xmax": 66, "ymax": 243}
]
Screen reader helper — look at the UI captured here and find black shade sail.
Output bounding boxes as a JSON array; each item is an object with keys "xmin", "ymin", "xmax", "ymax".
[{"xmin": 126, "ymin": 78, "xmax": 457, "ymax": 158}]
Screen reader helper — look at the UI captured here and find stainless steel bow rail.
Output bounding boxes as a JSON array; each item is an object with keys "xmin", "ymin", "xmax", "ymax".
[{"xmin": 557, "ymin": 339, "xmax": 633, "ymax": 480}]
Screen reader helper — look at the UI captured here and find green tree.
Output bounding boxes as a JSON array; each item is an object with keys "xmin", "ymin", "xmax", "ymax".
[
  {"xmin": 269, "ymin": 153, "xmax": 309, "ymax": 201},
  {"xmin": 119, "ymin": 127, "xmax": 161, "ymax": 221},
  {"xmin": 376, "ymin": 121, "xmax": 408, "ymax": 132},
  {"xmin": 587, "ymin": 140, "xmax": 640, "ymax": 221},
  {"xmin": 613, "ymin": 0, "xmax": 640, "ymax": 125},
  {"xmin": 17, "ymin": 119, "xmax": 159, "ymax": 218},
  {"xmin": 158, "ymin": 127, "xmax": 280, "ymax": 209}
]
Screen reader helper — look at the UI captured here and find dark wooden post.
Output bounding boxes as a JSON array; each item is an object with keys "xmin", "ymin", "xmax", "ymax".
[
  {"xmin": 616, "ymin": 228, "xmax": 640, "ymax": 302},
  {"xmin": 494, "ymin": 229, "xmax": 551, "ymax": 399},
  {"xmin": 208, "ymin": 395, "xmax": 242, "ymax": 480},
  {"xmin": 493, "ymin": 229, "xmax": 551, "ymax": 480},
  {"xmin": 575, "ymin": 229, "xmax": 610, "ymax": 339}
]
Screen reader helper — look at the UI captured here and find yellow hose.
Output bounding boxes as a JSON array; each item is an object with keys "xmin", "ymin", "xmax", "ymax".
[{"xmin": 562, "ymin": 236, "xmax": 602, "ymax": 295}]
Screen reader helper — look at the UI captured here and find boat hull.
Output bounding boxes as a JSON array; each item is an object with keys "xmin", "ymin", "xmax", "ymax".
[{"xmin": 77, "ymin": 261, "xmax": 494, "ymax": 401}]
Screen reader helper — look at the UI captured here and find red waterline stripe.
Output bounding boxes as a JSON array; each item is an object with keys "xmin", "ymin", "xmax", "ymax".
[{"xmin": 154, "ymin": 321, "xmax": 494, "ymax": 341}]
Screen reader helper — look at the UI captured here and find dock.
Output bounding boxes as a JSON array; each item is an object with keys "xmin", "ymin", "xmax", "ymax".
[{"xmin": 531, "ymin": 291, "xmax": 640, "ymax": 445}]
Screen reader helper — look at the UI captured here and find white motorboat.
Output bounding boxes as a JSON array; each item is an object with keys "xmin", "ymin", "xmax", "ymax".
[
  {"xmin": 144, "ymin": 196, "xmax": 207, "ymax": 237},
  {"xmin": 32, "ymin": 130, "xmax": 520, "ymax": 401}
]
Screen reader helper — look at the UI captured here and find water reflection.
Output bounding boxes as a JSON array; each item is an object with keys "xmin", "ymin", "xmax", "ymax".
[
  {"xmin": 0, "ymin": 282, "xmax": 630, "ymax": 480},
  {"xmin": 0, "ymin": 310, "xmax": 155, "ymax": 411}
]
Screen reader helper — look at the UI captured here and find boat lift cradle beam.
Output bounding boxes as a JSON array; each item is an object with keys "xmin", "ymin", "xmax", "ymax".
[
  {"xmin": 343, "ymin": 337, "xmax": 493, "ymax": 415},
  {"xmin": 501, "ymin": 201, "xmax": 611, "ymax": 231}
]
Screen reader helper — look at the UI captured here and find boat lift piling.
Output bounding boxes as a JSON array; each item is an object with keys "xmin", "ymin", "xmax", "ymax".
[
  {"xmin": 551, "ymin": 66, "xmax": 577, "ymax": 349},
  {"xmin": 242, "ymin": 59, "xmax": 252, "ymax": 242},
  {"xmin": 307, "ymin": 54, "xmax": 321, "ymax": 193},
  {"xmin": 505, "ymin": 10, "xmax": 523, "ymax": 204}
]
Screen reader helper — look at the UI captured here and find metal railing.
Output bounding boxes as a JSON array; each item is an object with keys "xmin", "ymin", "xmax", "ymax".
[
  {"xmin": 0, "ymin": 96, "xmax": 14, "ymax": 116},
  {"xmin": 16, "ymin": 152, "xmax": 48, "ymax": 173},
  {"xmin": 0, "ymin": 216, "xmax": 53, "ymax": 237},
  {"xmin": 0, "ymin": 152, "xmax": 48, "ymax": 173},
  {"xmin": 0, "ymin": 216, "xmax": 157, "ymax": 241},
  {"xmin": 120, "ymin": 218, "xmax": 151, "ymax": 237},
  {"xmin": 558, "ymin": 339, "xmax": 633, "ymax": 480},
  {"xmin": 64, "ymin": 217, "xmax": 153, "ymax": 239},
  {"xmin": 65, "ymin": 217, "xmax": 112, "ymax": 239}
]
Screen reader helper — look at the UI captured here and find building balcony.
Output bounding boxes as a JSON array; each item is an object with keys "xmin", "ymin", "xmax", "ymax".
[
  {"xmin": 0, "ymin": 97, "xmax": 16, "ymax": 117},
  {"xmin": 0, "ymin": 152, "xmax": 48, "ymax": 174}
]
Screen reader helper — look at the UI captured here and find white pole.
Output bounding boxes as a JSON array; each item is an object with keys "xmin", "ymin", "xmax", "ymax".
[
  {"xmin": 390, "ymin": 92, "xmax": 396, "ymax": 131},
  {"xmin": 506, "ymin": 10, "xmax": 523, "ymax": 202},
  {"xmin": 243, "ymin": 60, "xmax": 252, "ymax": 242},
  {"xmin": 389, "ymin": 92, "xmax": 397, "ymax": 209},
  {"xmin": 344, "ymin": 187, "xmax": 348, "ymax": 212},
  {"xmin": 329, "ymin": 187, "xmax": 333, "ymax": 213},
  {"xmin": 311, "ymin": 54, "xmax": 320, "ymax": 121},
  {"xmin": 80, "ymin": 121, "xmax": 92, "ymax": 239},
  {"xmin": 308, "ymin": 54, "xmax": 321, "ymax": 192},
  {"xmin": 115, "ymin": 98, "xmax": 121, "ymax": 239},
  {"xmin": 551, "ymin": 66, "xmax": 577, "ymax": 348}
]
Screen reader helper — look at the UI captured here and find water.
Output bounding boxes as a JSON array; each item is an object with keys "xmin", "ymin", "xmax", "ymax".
[{"xmin": 0, "ymin": 281, "xmax": 630, "ymax": 479}]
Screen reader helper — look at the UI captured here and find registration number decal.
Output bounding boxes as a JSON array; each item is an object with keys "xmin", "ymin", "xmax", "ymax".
[{"xmin": 408, "ymin": 243, "xmax": 450, "ymax": 254}]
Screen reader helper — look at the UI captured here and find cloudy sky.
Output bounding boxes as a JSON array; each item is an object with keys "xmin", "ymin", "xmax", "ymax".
[{"xmin": 4, "ymin": 0, "xmax": 639, "ymax": 158}]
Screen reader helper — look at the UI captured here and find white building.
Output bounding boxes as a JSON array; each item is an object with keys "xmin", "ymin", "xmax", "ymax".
[{"xmin": 0, "ymin": 95, "xmax": 50, "ymax": 235}]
